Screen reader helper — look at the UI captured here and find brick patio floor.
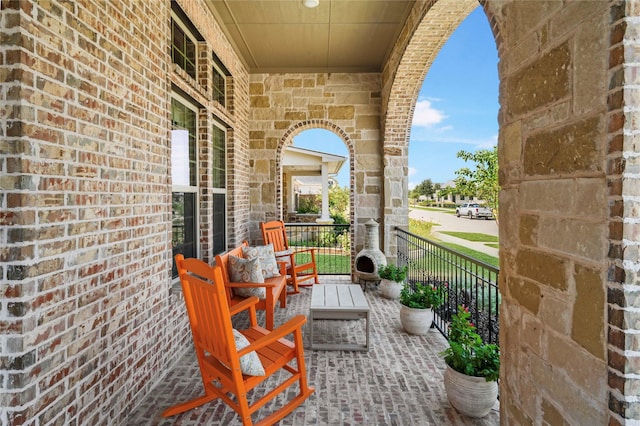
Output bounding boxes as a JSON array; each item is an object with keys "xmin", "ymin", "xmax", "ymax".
[{"xmin": 125, "ymin": 276, "xmax": 500, "ymax": 425}]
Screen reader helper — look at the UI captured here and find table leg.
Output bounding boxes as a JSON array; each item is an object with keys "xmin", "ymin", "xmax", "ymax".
[
  {"xmin": 309, "ymin": 309, "xmax": 314, "ymax": 349},
  {"xmin": 365, "ymin": 311, "xmax": 370, "ymax": 350}
]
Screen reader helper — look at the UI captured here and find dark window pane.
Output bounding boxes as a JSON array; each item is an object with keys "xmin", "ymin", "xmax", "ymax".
[
  {"xmin": 172, "ymin": 192, "xmax": 197, "ymax": 278},
  {"xmin": 212, "ymin": 126, "xmax": 225, "ymax": 188},
  {"xmin": 212, "ymin": 193, "xmax": 226, "ymax": 255},
  {"xmin": 171, "ymin": 18, "xmax": 196, "ymax": 79}
]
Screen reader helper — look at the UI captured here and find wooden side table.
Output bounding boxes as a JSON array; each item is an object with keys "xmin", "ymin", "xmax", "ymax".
[{"xmin": 308, "ymin": 284, "xmax": 370, "ymax": 351}]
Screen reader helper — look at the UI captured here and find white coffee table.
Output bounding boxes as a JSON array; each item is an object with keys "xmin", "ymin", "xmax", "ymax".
[{"xmin": 308, "ymin": 284, "xmax": 370, "ymax": 351}]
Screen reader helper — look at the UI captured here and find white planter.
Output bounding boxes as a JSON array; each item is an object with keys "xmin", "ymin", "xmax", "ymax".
[
  {"xmin": 379, "ymin": 278, "xmax": 403, "ymax": 299},
  {"xmin": 443, "ymin": 365, "xmax": 498, "ymax": 418},
  {"xmin": 399, "ymin": 305, "xmax": 434, "ymax": 335}
]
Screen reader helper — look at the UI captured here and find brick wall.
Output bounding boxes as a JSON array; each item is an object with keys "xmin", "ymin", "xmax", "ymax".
[
  {"xmin": 607, "ymin": 2, "xmax": 640, "ymax": 423},
  {"xmin": 0, "ymin": 0, "xmax": 249, "ymax": 423}
]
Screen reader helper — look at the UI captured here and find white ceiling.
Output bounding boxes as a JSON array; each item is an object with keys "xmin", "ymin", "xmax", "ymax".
[{"xmin": 204, "ymin": 0, "xmax": 415, "ymax": 73}]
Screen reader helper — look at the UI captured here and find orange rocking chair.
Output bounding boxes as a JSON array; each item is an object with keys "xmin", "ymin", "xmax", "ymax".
[
  {"xmin": 260, "ymin": 220, "xmax": 319, "ymax": 294},
  {"xmin": 164, "ymin": 255, "xmax": 315, "ymax": 425}
]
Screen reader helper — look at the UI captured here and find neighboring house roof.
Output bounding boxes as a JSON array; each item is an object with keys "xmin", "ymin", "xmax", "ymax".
[{"xmin": 283, "ymin": 146, "xmax": 346, "ymax": 177}]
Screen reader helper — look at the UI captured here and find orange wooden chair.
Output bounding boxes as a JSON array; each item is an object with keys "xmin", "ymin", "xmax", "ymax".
[
  {"xmin": 260, "ymin": 220, "xmax": 319, "ymax": 294},
  {"xmin": 164, "ymin": 255, "xmax": 315, "ymax": 425}
]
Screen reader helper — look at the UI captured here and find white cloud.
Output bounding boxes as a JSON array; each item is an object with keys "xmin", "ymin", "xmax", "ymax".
[
  {"xmin": 408, "ymin": 181, "xmax": 416, "ymax": 190},
  {"xmin": 477, "ymin": 134, "xmax": 498, "ymax": 149},
  {"xmin": 408, "ymin": 167, "xmax": 417, "ymax": 176},
  {"xmin": 412, "ymin": 100, "xmax": 447, "ymax": 127}
]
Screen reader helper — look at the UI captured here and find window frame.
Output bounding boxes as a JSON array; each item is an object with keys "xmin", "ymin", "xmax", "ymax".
[
  {"xmin": 171, "ymin": 93, "xmax": 200, "ymax": 277},
  {"xmin": 211, "ymin": 118, "xmax": 228, "ymax": 255},
  {"xmin": 211, "ymin": 54, "xmax": 230, "ymax": 108},
  {"xmin": 171, "ymin": 10, "xmax": 198, "ymax": 79}
]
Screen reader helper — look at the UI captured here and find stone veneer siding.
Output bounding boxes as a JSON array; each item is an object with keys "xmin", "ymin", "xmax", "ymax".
[
  {"xmin": 490, "ymin": 1, "xmax": 618, "ymax": 424},
  {"xmin": 248, "ymin": 73, "xmax": 380, "ymax": 264},
  {"xmin": 0, "ymin": 0, "xmax": 250, "ymax": 424},
  {"xmin": 379, "ymin": 0, "xmax": 640, "ymax": 423}
]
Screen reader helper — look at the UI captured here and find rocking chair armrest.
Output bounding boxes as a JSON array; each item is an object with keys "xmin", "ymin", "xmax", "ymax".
[
  {"xmin": 292, "ymin": 247, "xmax": 316, "ymax": 255},
  {"xmin": 276, "ymin": 261, "xmax": 287, "ymax": 275},
  {"xmin": 229, "ymin": 296, "xmax": 260, "ymax": 316},
  {"xmin": 226, "ymin": 281, "xmax": 278, "ymax": 289},
  {"xmin": 238, "ymin": 315, "xmax": 307, "ymax": 356}
]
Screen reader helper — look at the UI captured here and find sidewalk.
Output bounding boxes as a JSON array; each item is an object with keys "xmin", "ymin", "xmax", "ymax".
[{"xmin": 408, "ymin": 207, "xmax": 499, "ymax": 260}]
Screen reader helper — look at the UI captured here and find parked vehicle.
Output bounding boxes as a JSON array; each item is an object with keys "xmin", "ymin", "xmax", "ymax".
[{"xmin": 456, "ymin": 203, "xmax": 493, "ymax": 220}]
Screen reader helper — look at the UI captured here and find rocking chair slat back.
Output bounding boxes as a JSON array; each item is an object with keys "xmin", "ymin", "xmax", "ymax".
[
  {"xmin": 165, "ymin": 254, "xmax": 315, "ymax": 425},
  {"xmin": 175, "ymin": 255, "xmax": 235, "ymax": 367}
]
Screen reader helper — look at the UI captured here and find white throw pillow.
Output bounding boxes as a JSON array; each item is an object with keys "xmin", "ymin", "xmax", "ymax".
[
  {"xmin": 242, "ymin": 244, "xmax": 281, "ymax": 278},
  {"xmin": 232, "ymin": 329, "xmax": 266, "ymax": 376},
  {"xmin": 228, "ymin": 255, "xmax": 266, "ymax": 299},
  {"xmin": 275, "ymin": 249, "xmax": 294, "ymax": 268}
]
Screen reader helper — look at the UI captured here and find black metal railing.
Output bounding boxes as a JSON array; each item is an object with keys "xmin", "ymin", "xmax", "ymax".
[
  {"xmin": 285, "ymin": 223, "xmax": 351, "ymax": 275},
  {"xmin": 396, "ymin": 227, "xmax": 500, "ymax": 345}
]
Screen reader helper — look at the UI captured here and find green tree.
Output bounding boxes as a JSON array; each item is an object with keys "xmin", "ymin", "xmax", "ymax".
[
  {"xmin": 329, "ymin": 184, "xmax": 349, "ymax": 224},
  {"xmin": 410, "ymin": 178, "xmax": 435, "ymax": 200},
  {"xmin": 453, "ymin": 146, "xmax": 499, "ymax": 220}
]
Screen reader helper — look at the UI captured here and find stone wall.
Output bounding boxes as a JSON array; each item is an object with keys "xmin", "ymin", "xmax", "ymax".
[
  {"xmin": 248, "ymin": 73, "xmax": 381, "ymax": 259},
  {"xmin": 0, "ymin": 0, "xmax": 250, "ymax": 423},
  {"xmin": 380, "ymin": 0, "xmax": 640, "ymax": 423},
  {"xmin": 490, "ymin": 1, "xmax": 612, "ymax": 424}
]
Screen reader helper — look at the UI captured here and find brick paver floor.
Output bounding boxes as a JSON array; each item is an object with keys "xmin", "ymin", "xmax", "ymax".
[{"xmin": 125, "ymin": 276, "xmax": 499, "ymax": 425}]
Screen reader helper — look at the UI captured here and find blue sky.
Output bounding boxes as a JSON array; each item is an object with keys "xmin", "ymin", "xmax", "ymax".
[{"xmin": 294, "ymin": 6, "xmax": 498, "ymax": 189}]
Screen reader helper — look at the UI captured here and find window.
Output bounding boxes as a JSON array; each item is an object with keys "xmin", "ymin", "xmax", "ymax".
[
  {"xmin": 211, "ymin": 123, "xmax": 227, "ymax": 255},
  {"xmin": 212, "ymin": 55, "xmax": 228, "ymax": 107},
  {"xmin": 171, "ymin": 14, "xmax": 197, "ymax": 79},
  {"xmin": 171, "ymin": 96, "xmax": 198, "ymax": 278}
]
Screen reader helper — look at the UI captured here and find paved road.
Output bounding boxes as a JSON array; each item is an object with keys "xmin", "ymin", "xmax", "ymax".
[{"xmin": 408, "ymin": 207, "xmax": 499, "ymax": 258}]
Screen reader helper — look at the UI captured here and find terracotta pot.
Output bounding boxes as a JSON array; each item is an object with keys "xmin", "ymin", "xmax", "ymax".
[
  {"xmin": 379, "ymin": 278, "xmax": 402, "ymax": 299},
  {"xmin": 443, "ymin": 365, "xmax": 498, "ymax": 418},
  {"xmin": 399, "ymin": 305, "xmax": 433, "ymax": 335}
]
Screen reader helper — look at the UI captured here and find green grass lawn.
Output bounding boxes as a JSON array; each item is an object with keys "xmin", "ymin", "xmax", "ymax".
[
  {"xmin": 410, "ymin": 205, "xmax": 456, "ymax": 214},
  {"xmin": 295, "ymin": 253, "xmax": 350, "ymax": 274},
  {"xmin": 436, "ymin": 242, "xmax": 499, "ymax": 268},
  {"xmin": 440, "ymin": 231, "xmax": 499, "ymax": 243}
]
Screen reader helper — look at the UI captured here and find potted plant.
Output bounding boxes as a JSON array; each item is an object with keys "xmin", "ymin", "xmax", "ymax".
[
  {"xmin": 377, "ymin": 263, "xmax": 407, "ymax": 300},
  {"xmin": 441, "ymin": 305, "xmax": 499, "ymax": 418},
  {"xmin": 398, "ymin": 281, "xmax": 443, "ymax": 335}
]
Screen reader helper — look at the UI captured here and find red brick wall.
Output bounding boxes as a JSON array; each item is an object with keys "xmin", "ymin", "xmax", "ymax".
[{"xmin": 0, "ymin": 0, "xmax": 249, "ymax": 423}]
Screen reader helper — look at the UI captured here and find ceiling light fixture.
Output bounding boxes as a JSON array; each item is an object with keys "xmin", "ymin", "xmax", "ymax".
[{"xmin": 303, "ymin": 0, "xmax": 319, "ymax": 8}]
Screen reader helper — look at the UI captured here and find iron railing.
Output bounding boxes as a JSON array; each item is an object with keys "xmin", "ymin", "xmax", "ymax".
[
  {"xmin": 284, "ymin": 223, "xmax": 351, "ymax": 275},
  {"xmin": 396, "ymin": 227, "xmax": 500, "ymax": 345}
]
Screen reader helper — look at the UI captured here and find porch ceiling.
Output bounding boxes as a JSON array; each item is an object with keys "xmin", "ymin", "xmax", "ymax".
[{"xmin": 203, "ymin": 0, "xmax": 415, "ymax": 73}]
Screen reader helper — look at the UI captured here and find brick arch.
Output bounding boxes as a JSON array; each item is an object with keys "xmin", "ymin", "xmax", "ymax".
[
  {"xmin": 276, "ymin": 120, "xmax": 357, "ymax": 268},
  {"xmin": 380, "ymin": 0, "xmax": 479, "ymax": 257},
  {"xmin": 382, "ymin": 0, "xmax": 636, "ymax": 423}
]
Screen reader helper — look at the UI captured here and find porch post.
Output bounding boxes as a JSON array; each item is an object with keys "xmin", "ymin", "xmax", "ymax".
[
  {"xmin": 288, "ymin": 173, "xmax": 295, "ymax": 214},
  {"xmin": 317, "ymin": 162, "xmax": 333, "ymax": 223}
]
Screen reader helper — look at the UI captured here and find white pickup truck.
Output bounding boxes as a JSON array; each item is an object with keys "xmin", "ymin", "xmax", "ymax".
[{"xmin": 455, "ymin": 203, "xmax": 493, "ymax": 220}]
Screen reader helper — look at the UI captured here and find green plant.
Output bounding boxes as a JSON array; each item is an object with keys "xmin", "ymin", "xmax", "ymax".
[
  {"xmin": 441, "ymin": 305, "xmax": 499, "ymax": 382},
  {"xmin": 377, "ymin": 264, "xmax": 407, "ymax": 282},
  {"xmin": 399, "ymin": 282, "xmax": 444, "ymax": 309}
]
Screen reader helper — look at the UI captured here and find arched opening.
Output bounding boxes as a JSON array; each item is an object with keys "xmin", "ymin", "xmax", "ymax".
[
  {"xmin": 283, "ymin": 128, "xmax": 350, "ymax": 225},
  {"xmin": 408, "ymin": 6, "xmax": 499, "ymax": 262},
  {"xmin": 276, "ymin": 122, "xmax": 356, "ymax": 277}
]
